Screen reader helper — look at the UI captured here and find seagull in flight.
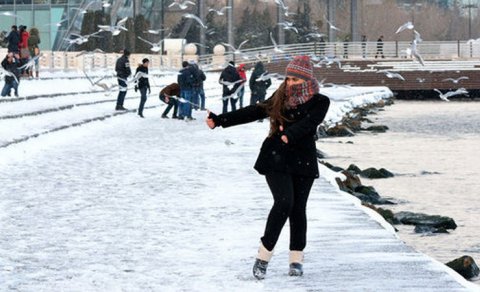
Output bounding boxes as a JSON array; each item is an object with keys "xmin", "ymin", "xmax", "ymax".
[
  {"xmin": 324, "ymin": 16, "xmax": 342, "ymax": 31},
  {"xmin": 71, "ymin": 1, "xmax": 97, "ymax": 14},
  {"xmin": 43, "ymin": 18, "xmax": 69, "ymax": 27},
  {"xmin": 144, "ymin": 28, "xmax": 169, "ymax": 35},
  {"xmin": 277, "ymin": 22, "xmax": 299, "ymax": 34},
  {"xmin": 208, "ymin": 6, "xmax": 231, "ymax": 16},
  {"xmin": 66, "ymin": 32, "xmax": 101, "ymax": 46},
  {"xmin": 221, "ymin": 40, "xmax": 249, "ymax": 54},
  {"xmin": 411, "ymin": 39, "xmax": 425, "ymax": 66},
  {"xmin": 395, "ymin": 21, "xmax": 414, "ymax": 34},
  {"xmin": 433, "ymin": 88, "xmax": 468, "ymax": 102},
  {"xmin": 182, "ymin": 13, "xmax": 207, "ymax": 29},
  {"xmin": 169, "ymin": 0, "xmax": 195, "ymax": 10},
  {"xmin": 137, "ymin": 36, "xmax": 165, "ymax": 52},
  {"xmin": 442, "ymin": 77, "xmax": 469, "ymax": 84},
  {"xmin": 378, "ymin": 70, "xmax": 405, "ymax": 81},
  {"xmin": 98, "ymin": 17, "xmax": 128, "ymax": 36},
  {"xmin": 270, "ymin": 32, "xmax": 284, "ymax": 53},
  {"xmin": 256, "ymin": 72, "xmax": 284, "ymax": 82}
]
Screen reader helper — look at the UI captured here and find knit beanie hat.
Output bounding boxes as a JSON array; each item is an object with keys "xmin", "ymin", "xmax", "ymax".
[{"xmin": 285, "ymin": 56, "xmax": 314, "ymax": 81}]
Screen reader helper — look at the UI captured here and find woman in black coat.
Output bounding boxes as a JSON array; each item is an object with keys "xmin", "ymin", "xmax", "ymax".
[{"xmin": 206, "ymin": 56, "xmax": 330, "ymax": 280}]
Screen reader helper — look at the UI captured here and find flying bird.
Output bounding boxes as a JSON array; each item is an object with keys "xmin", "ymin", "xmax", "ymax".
[
  {"xmin": 98, "ymin": 17, "xmax": 128, "ymax": 36},
  {"xmin": 324, "ymin": 16, "xmax": 342, "ymax": 31},
  {"xmin": 221, "ymin": 40, "xmax": 249, "ymax": 54},
  {"xmin": 395, "ymin": 21, "xmax": 414, "ymax": 34},
  {"xmin": 208, "ymin": 6, "xmax": 231, "ymax": 15},
  {"xmin": 18, "ymin": 54, "xmax": 43, "ymax": 71},
  {"xmin": 442, "ymin": 77, "xmax": 469, "ymax": 84},
  {"xmin": 433, "ymin": 88, "xmax": 468, "ymax": 101},
  {"xmin": 71, "ymin": 1, "xmax": 97, "ymax": 14},
  {"xmin": 378, "ymin": 70, "xmax": 405, "ymax": 81},
  {"xmin": 182, "ymin": 13, "xmax": 207, "ymax": 29},
  {"xmin": 169, "ymin": 0, "xmax": 195, "ymax": 10},
  {"xmin": 269, "ymin": 32, "xmax": 284, "ymax": 53},
  {"xmin": 137, "ymin": 36, "xmax": 165, "ymax": 52},
  {"xmin": 411, "ymin": 39, "xmax": 425, "ymax": 66}
]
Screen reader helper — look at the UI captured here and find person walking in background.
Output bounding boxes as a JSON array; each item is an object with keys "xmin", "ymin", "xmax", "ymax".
[
  {"xmin": 177, "ymin": 61, "xmax": 196, "ymax": 120},
  {"xmin": 249, "ymin": 61, "xmax": 271, "ymax": 105},
  {"xmin": 361, "ymin": 35, "xmax": 367, "ymax": 59},
  {"xmin": 160, "ymin": 83, "xmax": 181, "ymax": 119},
  {"xmin": 236, "ymin": 63, "xmax": 247, "ymax": 108},
  {"xmin": 27, "ymin": 27, "xmax": 41, "ymax": 78},
  {"xmin": 134, "ymin": 58, "xmax": 151, "ymax": 118},
  {"xmin": 114, "ymin": 49, "xmax": 131, "ymax": 110},
  {"xmin": 1, "ymin": 52, "xmax": 21, "ymax": 97},
  {"xmin": 197, "ymin": 65, "xmax": 207, "ymax": 110},
  {"xmin": 190, "ymin": 60, "xmax": 206, "ymax": 111},
  {"xmin": 375, "ymin": 35, "xmax": 385, "ymax": 59},
  {"xmin": 219, "ymin": 61, "xmax": 242, "ymax": 114},
  {"xmin": 318, "ymin": 36, "xmax": 326, "ymax": 57},
  {"xmin": 206, "ymin": 56, "xmax": 330, "ymax": 280},
  {"xmin": 6, "ymin": 25, "xmax": 20, "ymax": 54},
  {"xmin": 18, "ymin": 25, "xmax": 30, "ymax": 77},
  {"xmin": 343, "ymin": 35, "xmax": 350, "ymax": 59}
]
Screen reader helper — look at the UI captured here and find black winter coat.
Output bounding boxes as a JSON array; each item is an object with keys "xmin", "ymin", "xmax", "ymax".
[
  {"xmin": 1, "ymin": 56, "xmax": 20, "ymax": 84},
  {"xmin": 115, "ymin": 55, "xmax": 131, "ymax": 79},
  {"xmin": 219, "ymin": 65, "xmax": 241, "ymax": 96},
  {"xmin": 249, "ymin": 63, "xmax": 272, "ymax": 97},
  {"xmin": 215, "ymin": 93, "xmax": 330, "ymax": 178},
  {"xmin": 6, "ymin": 30, "xmax": 20, "ymax": 53},
  {"xmin": 135, "ymin": 65, "xmax": 150, "ymax": 90}
]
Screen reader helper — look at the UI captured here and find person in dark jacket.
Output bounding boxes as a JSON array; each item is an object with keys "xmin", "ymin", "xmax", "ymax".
[
  {"xmin": 177, "ymin": 61, "xmax": 196, "ymax": 120},
  {"xmin": 160, "ymin": 83, "xmax": 181, "ymax": 119},
  {"xmin": 114, "ymin": 49, "xmax": 132, "ymax": 110},
  {"xmin": 219, "ymin": 61, "xmax": 242, "ymax": 114},
  {"xmin": 1, "ymin": 52, "xmax": 21, "ymax": 97},
  {"xmin": 206, "ymin": 56, "xmax": 330, "ymax": 280},
  {"xmin": 134, "ymin": 58, "xmax": 151, "ymax": 118},
  {"xmin": 5, "ymin": 25, "xmax": 20, "ymax": 54},
  {"xmin": 249, "ymin": 61, "xmax": 272, "ymax": 105},
  {"xmin": 375, "ymin": 35, "xmax": 385, "ymax": 59}
]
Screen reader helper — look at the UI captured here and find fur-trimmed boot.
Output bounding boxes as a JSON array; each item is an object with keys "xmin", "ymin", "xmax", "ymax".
[
  {"xmin": 252, "ymin": 243, "xmax": 273, "ymax": 280},
  {"xmin": 288, "ymin": 251, "xmax": 304, "ymax": 276}
]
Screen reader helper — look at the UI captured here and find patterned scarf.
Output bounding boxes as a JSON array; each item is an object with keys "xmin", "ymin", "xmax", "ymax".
[{"xmin": 286, "ymin": 78, "xmax": 319, "ymax": 108}]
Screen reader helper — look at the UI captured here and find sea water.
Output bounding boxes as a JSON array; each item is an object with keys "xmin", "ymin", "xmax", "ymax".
[{"xmin": 317, "ymin": 100, "xmax": 480, "ymax": 284}]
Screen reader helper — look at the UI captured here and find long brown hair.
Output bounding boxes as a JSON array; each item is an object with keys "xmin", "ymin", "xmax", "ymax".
[{"xmin": 261, "ymin": 81, "xmax": 290, "ymax": 137}]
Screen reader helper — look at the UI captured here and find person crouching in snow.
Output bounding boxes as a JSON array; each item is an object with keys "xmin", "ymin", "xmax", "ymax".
[
  {"xmin": 205, "ymin": 56, "xmax": 330, "ymax": 279},
  {"xmin": 134, "ymin": 58, "xmax": 151, "ymax": 118}
]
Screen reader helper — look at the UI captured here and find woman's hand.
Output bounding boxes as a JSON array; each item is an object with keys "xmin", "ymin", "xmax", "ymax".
[
  {"xmin": 279, "ymin": 125, "xmax": 288, "ymax": 144},
  {"xmin": 206, "ymin": 110, "xmax": 216, "ymax": 129}
]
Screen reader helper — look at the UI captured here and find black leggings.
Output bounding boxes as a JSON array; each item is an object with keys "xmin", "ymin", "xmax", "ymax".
[{"xmin": 261, "ymin": 172, "xmax": 315, "ymax": 251}]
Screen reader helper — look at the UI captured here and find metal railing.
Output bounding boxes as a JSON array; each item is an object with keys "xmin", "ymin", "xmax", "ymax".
[{"xmin": 2, "ymin": 41, "xmax": 480, "ymax": 71}]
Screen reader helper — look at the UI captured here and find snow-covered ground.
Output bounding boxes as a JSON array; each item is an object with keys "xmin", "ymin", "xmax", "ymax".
[{"xmin": 0, "ymin": 69, "xmax": 477, "ymax": 291}]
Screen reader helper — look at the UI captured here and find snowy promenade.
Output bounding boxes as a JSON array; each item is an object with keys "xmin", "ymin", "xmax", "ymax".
[{"xmin": 0, "ymin": 75, "xmax": 476, "ymax": 291}]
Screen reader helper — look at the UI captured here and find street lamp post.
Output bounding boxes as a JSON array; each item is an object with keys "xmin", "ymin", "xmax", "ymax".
[{"xmin": 463, "ymin": 1, "xmax": 478, "ymax": 40}]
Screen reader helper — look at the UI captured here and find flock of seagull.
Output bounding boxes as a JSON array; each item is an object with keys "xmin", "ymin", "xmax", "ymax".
[{"xmin": 0, "ymin": 0, "xmax": 475, "ymax": 101}]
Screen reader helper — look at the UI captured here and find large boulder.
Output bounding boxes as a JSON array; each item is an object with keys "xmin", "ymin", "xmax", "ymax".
[
  {"xmin": 446, "ymin": 256, "xmax": 480, "ymax": 280},
  {"xmin": 353, "ymin": 185, "xmax": 395, "ymax": 205},
  {"xmin": 414, "ymin": 225, "xmax": 449, "ymax": 234},
  {"xmin": 360, "ymin": 167, "xmax": 394, "ymax": 179},
  {"xmin": 394, "ymin": 211, "xmax": 457, "ymax": 230},
  {"xmin": 362, "ymin": 202, "xmax": 400, "ymax": 226},
  {"xmin": 326, "ymin": 124, "xmax": 355, "ymax": 137},
  {"xmin": 364, "ymin": 125, "xmax": 389, "ymax": 132},
  {"xmin": 346, "ymin": 164, "xmax": 362, "ymax": 174}
]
